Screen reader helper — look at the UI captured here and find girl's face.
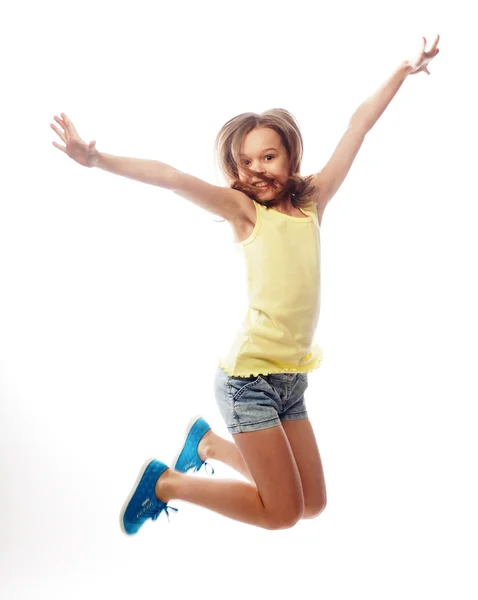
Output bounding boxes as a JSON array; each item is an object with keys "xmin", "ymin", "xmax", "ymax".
[{"xmin": 237, "ymin": 127, "xmax": 290, "ymax": 199}]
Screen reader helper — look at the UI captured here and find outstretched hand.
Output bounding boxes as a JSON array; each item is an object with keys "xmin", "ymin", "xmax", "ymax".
[
  {"xmin": 51, "ymin": 113, "xmax": 98, "ymax": 167},
  {"xmin": 408, "ymin": 35, "xmax": 440, "ymax": 75}
]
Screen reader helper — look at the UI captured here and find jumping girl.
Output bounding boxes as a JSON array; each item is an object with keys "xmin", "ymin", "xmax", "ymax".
[{"xmin": 50, "ymin": 35, "xmax": 439, "ymax": 533}]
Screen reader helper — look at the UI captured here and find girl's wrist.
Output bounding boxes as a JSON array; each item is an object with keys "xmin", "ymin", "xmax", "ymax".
[{"xmin": 401, "ymin": 60, "xmax": 416, "ymax": 76}]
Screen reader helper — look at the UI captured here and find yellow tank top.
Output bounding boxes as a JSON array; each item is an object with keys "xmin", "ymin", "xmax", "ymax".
[{"xmin": 218, "ymin": 199, "xmax": 324, "ymax": 377}]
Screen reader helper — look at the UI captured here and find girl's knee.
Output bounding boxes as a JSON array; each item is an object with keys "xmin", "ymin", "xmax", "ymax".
[
  {"xmin": 302, "ymin": 499, "xmax": 327, "ymax": 520},
  {"xmin": 264, "ymin": 508, "xmax": 303, "ymax": 530}
]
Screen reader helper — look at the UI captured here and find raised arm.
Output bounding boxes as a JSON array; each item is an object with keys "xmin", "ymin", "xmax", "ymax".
[
  {"xmin": 50, "ymin": 113, "xmax": 246, "ymax": 222},
  {"xmin": 312, "ymin": 35, "xmax": 440, "ymax": 222}
]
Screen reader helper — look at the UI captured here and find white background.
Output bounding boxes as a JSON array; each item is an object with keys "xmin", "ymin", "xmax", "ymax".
[{"xmin": 1, "ymin": 0, "xmax": 477, "ymax": 598}]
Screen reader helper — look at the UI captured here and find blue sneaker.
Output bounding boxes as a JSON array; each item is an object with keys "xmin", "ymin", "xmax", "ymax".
[
  {"xmin": 120, "ymin": 458, "xmax": 179, "ymax": 536},
  {"xmin": 171, "ymin": 415, "xmax": 215, "ymax": 476}
]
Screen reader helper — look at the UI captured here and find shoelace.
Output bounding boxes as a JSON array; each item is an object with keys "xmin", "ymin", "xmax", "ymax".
[
  {"xmin": 193, "ymin": 460, "xmax": 215, "ymax": 476},
  {"xmin": 145, "ymin": 503, "xmax": 179, "ymax": 525}
]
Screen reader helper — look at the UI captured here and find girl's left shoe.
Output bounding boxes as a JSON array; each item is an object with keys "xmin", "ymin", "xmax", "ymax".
[
  {"xmin": 120, "ymin": 458, "xmax": 179, "ymax": 536},
  {"xmin": 171, "ymin": 415, "xmax": 215, "ymax": 476}
]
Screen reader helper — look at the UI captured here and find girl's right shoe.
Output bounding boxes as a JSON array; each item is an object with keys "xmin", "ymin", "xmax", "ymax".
[
  {"xmin": 171, "ymin": 415, "xmax": 215, "ymax": 476},
  {"xmin": 120, "ymin": 458, "xmax": 179, "ymax": 536}
]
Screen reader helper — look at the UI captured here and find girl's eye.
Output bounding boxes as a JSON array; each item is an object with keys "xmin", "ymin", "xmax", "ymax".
[{"xmin": 242, "ymin": 155, "xmax": 274, "ymax": 166}]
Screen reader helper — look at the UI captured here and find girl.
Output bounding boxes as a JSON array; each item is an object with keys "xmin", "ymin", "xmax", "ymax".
[{"xmin": 50, "ymin": 36, "xmax": 440, "ymax": 534}]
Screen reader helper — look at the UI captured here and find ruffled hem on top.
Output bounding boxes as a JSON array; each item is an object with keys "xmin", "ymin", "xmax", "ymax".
[{"xmin": 217, "ymin": 348, "xmax": 324, "ymax": 378}]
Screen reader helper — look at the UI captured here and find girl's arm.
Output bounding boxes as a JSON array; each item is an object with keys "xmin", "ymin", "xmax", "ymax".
[
  {"xmin": 51, "ymin": 113, "xmax": 246, "ymax": 222},
  {"xmin": 312, "ymin": 62, "xmax": 412, "ymax": 213},
  {"xmin": 351, "ymin": 61, "xmax": 415, "ymax": 132},
  {"xmin": 95, "ymin": 151, "xmax": 178, "ymax": 188},
  {"xmin": 313, "ymin": 35, "xmax": 440, "ymax": 217}
]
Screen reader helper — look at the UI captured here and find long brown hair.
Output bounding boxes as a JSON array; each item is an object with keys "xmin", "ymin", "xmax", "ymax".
[{"xmin": 214, "ymin": 108, "xmax": 318, "ymax": 221}]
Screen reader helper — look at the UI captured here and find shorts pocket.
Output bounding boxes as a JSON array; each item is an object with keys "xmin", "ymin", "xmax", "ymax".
[
  {"xmin": 297, "ymin": 372, "xmax": 308, "ymax": 385},
  {"xmin": 293, "ymin": 373, "xmax": 309, "ymax": 395},
  {"xmin": 228, "ymin": 375, "xmax": 264, "ymax": 403}
]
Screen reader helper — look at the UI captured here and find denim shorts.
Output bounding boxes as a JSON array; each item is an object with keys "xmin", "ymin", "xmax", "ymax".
[{"xmin": 214, "ymin": 366, "xmax": 309, "ymax": 434}]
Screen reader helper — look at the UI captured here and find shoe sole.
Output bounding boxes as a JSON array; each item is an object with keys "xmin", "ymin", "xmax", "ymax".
[
  {"xmin": 119, "ymin": 457, "xmax": 157, "ymax": 536},
  {"xmin": 170, "ymin": 414, "xmax": 205, "ymax": 471}
]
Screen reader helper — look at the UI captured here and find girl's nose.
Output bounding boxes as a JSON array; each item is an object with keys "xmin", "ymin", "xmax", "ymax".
[{"xmin": 253, "ymin": 164, "xmax": 266, "ymax": 174}]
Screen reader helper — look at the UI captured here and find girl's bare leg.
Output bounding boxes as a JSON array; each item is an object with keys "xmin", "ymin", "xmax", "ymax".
[
  {"xmin": 157, "ymin": 425, "xmax": 304, "ymax": 530},
  {"xmin": 195, "ymin": 422, "xmax": 327, "ymax": 521},
  {"xmin": 198, "ymin": 430, "xmax": 256, "ymax": 484}
]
